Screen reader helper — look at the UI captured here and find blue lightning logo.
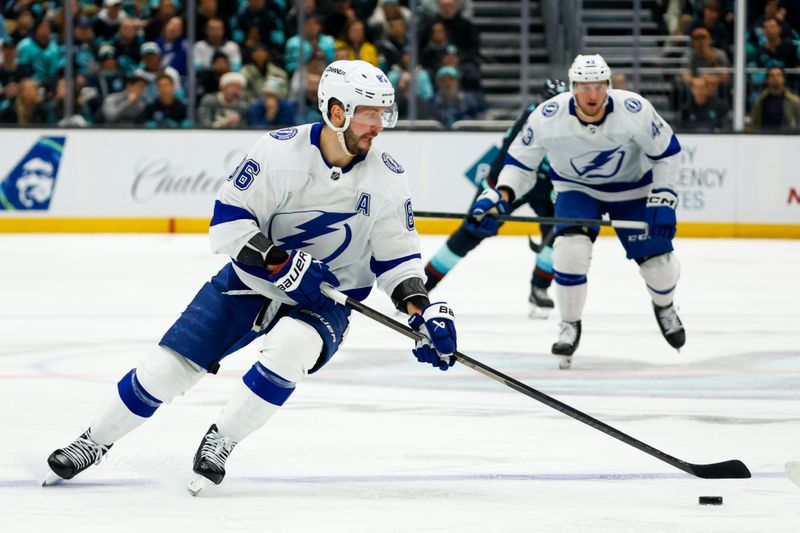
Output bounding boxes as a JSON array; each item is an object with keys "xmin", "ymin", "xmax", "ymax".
[
  {"xmin": 272, "ymin": 211, "xmax": 357, "ymax": 263},
  {"xmin": 570, "ymin": 146, "xmax": 625, "ymax": 178}
]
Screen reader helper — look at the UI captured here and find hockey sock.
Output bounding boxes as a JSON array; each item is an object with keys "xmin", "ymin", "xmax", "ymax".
[
  {"xmin": 638, "ymin": 253, "xmax": 681, "ymax": 307},
  {"xmin": 90, "ymin": 370, "xmax": 160, "ymax": 445},
  {"xmin": 552, "ymin": 235, "xmax": 592, "ymax": 322},
  {"xmin": 531, "ymin": 244, "xmax": 554, "ymax": 289}
]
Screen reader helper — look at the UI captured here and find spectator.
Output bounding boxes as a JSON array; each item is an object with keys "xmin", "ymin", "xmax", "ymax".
[
  {"xmin": 682, "ymin": 26, "xmax": 731, "ymax": 85},
  {"xmin": 10, "ymin": 11, "xmax": 35, "ymax": 44},
  {"xmin": 45, "ymin": 77, "xmax": 88, "ymax": 126},
  {"xmin": 248, "ymin": 78, "xmax": 296, "ymax": 127},
  {"xmin": 611, "ymin": 71, "xmax": 629, "ymax": 90},
  {"xmin": 196, "ymin": 0, "xmax": 229, "ymax": 42},
  {"xmin": 194, "ymin": 18, "xmax": 242, "ymax": 72},
  {"xmin": 82, "ymin": 44, "xmax": 127, "ymax": 119},
  {"xmin": 197, "ymin": 51, "xmax": 231, "ymax": 102},
  {"xmin": 73, "ymin": 16, "xmax": 99, "ymax": 77},
  {"xmin": 750, "ymin": 0, "xmax": 794, "ymax": 45},
  {"xmin": 289, "ymin": 48, "xmax": 327, "ymax": 100},
  {"xmin": 112, "ymin": 18, "xmax": 143, "ymax": 75},
  {"xmin": 0, "ymin": 38, "xmax": 33, "ymax": 107},
  {"xmin": 376, "ymin": 14, "xmax": 408, "ymax": 72},
  {"xmin": 679, "ymin": 75, "xmax": 728, "ymax": 131},
  {"xmin": 138, "ymin": 41, "xmax": 181, "ymax": 98},
  {"xmin": 138, "ymin": 72, "xmax": 189, "ymax": 128},
  {"xmin": 94, "ymin": 0, "xmax": 129, "ymax": 43},
  {"xmin": 749, "ymin": 66, "xmax": 800, "ymax": 131},
  {"xmin": 685, "ymin": 1, "xmax": 731, "ymax": 56},
  {"xmin": 423, "ymin": 0, "xmax": 481, "ymax": 66},
  {"xmin": 335, "ymin": 19, "xmax": 379, "ymax": 66},
  {"xmin": 749, "ymin": 17, "xmax": 799, "ymax": 70},
  {"xmin": 16, "ymin": 18, "xmax": 63, "ymax": 84},
  {"xmin": 241, "ymin": 44, "xmax": 288, "ymax": 101},
  {"xmin": 388, "ymin": 47, "xmax": 434, "ymax": 119},
  {"xmin": 157, "ymin": 16, "xmax": 188, "ymax": 77},
  {"xmin": 101, "ymin": 72, "xmax": 149, "ymax": 124},
  {"xmin": 233, "ymin": 0, "xmax": 286, "ymax": 53},
  {"xmin": 0, "ymin": 13, "xmax": 7, "ymax": 44},
  {"xmin": 0, "ymin": 78, "xmax": 49, "ymax": 125},
  {"xmin": 284, "ymin": 14, "xmax": 335, "ymax": 74},
  {"xmin": 197, "ymin": 71, "xmax": 249, "ymax": 128},
  {"xmin": 294, "ymin": 71, "xmax": 323, "ymax": 124},
  {"xmin": 429, "ymin": 66, "xmax": 485, "ymax": 127},
  {"xmin": 324, "ymin": 0, "xmax": 358, "ymax": 41},
  {"xmin": 367, "ymin": 0, "xmax": 412, "ymax": 41},
  {"xmin": 420, "ymin": 21, "xmax": 449, "ymax": 74},
  {"xmin": 440, "ymin": 44, "xmax": 481, "ymax": 93},
  {"xmin": 144, "ymin": 0, "xmax": 177, "ymax": 42},
  {"xmin": 285, "ymin": 0, "xmax": 318, "ymax": 37}
]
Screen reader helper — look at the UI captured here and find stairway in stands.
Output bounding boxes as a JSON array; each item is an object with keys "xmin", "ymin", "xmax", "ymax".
[
  {"xmin": 473, "ymin": 0, "xmax": 553, "ymax": 120},
  {"xmin": 580, "ymin": 0, "xmax": 688, "ymax": 120}
]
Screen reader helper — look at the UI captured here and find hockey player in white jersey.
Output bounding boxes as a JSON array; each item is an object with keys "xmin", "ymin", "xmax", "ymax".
[
  {"xmin": 44, "ymin": 60, "xmax": 458, "ymax": 493},
  {"xmin": 471, "ymin": 54, "xmax": 685, "ymax": 369}
]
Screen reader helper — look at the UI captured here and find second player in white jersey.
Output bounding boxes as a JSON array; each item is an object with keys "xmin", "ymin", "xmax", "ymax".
[{"xmin": 471, "ymin": 54, "xmax": 686, "ymax": 369}]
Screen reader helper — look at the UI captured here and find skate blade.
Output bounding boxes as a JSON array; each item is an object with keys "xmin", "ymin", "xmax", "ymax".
[
  {"xmin": 187, "ymin": 474, "xmax": 215, "ymax": 496},
  {"xmin": 527, "ymin": 305, "xmax": 551, "ymax": 320},
  {"xmin": 786, "ymin": 462, "xmax": 800, "ymax": 487},
  {"xmin": 557, "ymin": 355, "xmax": 572, "ymax": 370},
  {"xmin": 42, "ymin": 470, "xmax": 64, "ymax": 487}
]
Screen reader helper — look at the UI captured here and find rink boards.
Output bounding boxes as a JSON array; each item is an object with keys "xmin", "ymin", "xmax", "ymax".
[{"xmin": 0, "ymin": 128, "xmax": 797, "ymax": 238}]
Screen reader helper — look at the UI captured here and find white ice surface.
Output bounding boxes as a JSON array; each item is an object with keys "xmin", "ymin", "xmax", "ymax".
[{"xmin": 1, "ymin": 234, "xmax": 799, "ymax": 532}]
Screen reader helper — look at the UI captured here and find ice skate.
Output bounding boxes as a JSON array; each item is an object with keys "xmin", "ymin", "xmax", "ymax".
[
  {"xmin": 552, "ymin": 320, "xmax": 581, "ymax": 369},
  {"xmin": 653, "ymin": 303, "xmax": 685, "ymax": 349},
  {"xmin": 528, "ymin": 286, "xmax": 554, "ymax": 319},
  {"xmin": 187, "ymin": 424, "xmax": 237, "ymax": 496},
  {"xmin": 43, "ymin": 430, "xmax": 112, "ymax": 486}
]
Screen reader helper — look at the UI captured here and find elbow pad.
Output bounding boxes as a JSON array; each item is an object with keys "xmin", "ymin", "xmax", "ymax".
[
  {"xmin": 391, "ymin": 277, "xmax": 430, "ymax": 312},
  {"xmin": 236, "ymin": 232, "xmax": 290, "ymax": 268}
]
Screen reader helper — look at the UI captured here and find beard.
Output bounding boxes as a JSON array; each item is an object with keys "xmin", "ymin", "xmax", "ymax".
[{"xmin": 343, "ymin": 127, "xmax": 372, "ymax": 156}]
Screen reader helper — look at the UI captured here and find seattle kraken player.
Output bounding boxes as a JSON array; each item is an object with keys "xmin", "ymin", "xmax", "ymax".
[
  {"xmin": 44, "ymin": 60, "xmax": 458, "ymax": 493},
  {"xmin": 424, "ymin": 79, "xmax": 569, "ymax": 318},
  {"xmin": 471, "ymin": 54, "xmax": 685, "ymax": 369}
]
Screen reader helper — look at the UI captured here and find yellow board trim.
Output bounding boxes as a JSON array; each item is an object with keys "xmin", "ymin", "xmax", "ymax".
[{"xmin": 0, "ymin": 217, "xmax": 798, "ymax": 239}]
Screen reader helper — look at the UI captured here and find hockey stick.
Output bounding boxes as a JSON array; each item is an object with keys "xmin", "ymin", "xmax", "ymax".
[
  {"xmin": 320, "ymin": 285, "xmax": 751, "ymax": 480},
  {"xmin": 413, "ymin": 210, "xmax": 649, "ymax": 231}
]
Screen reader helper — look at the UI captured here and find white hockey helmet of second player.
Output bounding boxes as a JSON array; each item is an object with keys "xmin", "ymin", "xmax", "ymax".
[
  {"xmin": 568, "ymin": 54, "xmax": 612, "ymax": 92},
  {"xmin": 318, "ymin": 60, "xmax": 398, "ymax": 132}
]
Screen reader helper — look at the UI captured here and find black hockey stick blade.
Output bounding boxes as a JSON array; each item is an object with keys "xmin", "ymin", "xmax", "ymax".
[
  {"xmin": 320, "ymin": 285, "xmax": 752, "ymax": 480},
  {"xmin": 686, "ymin": 459, "xmax": 751, "ymax": 479}
]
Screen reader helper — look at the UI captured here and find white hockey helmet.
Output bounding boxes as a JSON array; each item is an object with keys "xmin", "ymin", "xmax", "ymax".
[
  {"xmin": 568, "ymin": 54, "xmax": 612, "ymax": 92},
  {"xmin": 318, "ymin": 60, "xmax": 397, "ymax": 132}
]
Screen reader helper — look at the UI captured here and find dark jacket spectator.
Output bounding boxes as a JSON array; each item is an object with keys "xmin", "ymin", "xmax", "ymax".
[
  {"xmin": 324, "ymin": 0, "xmax": 358, "ymax": 40},
  {"xmin": 749, "ymin": 17, "xmax": 799, "ymax": 69},
  {"xmin": 233, "ymin": 0, "xmax": 286, "ymax": 53},
  {"xmin": 144, "ymin": 0, "xmax": 177, "ymax": 42},
  {"xmin": 94, "ymin": 0, "xmax": 129, "ymax": 43},
  {"xmin": 101, "ymin": 73, "xmax": 149, "ymax": 124},
  {"xmin": 138, "ymin": 73, "xmax": 189, "ymax": 128},
  {"xmin": 420, "ymin": 21, "xmax": 449, "ymax": 74},
  {"xmin": 0, "ymin": 39, "xmax": 34, "ymax": 106},
  {"xmin": 685, "ymin": 2, "xmax": 731, "ymax": 55},
  {"xmin": 248, "ymin": 79, "xmax": 296, "ymax": 127},
  {"xmin": 421, "ymin": 0, "xmax": 480, "ymax": 65},
  {"xmin": 0, "ymin": 77, "xmax": 49, "ymax": 125},
  {"xmin": 82, "ymin": 44, "xmax": 127, "ymax": 119},
  {"xmin": 750, "ymin": 67, "xmax": 800, "ymax": 131},
  {"xmin": 679, "ymin": 75, "xmax": 729, "ymax": 131},
  {"xmin": 376, "ymin": 15, "xmax": 409, "ymax": 72},
  {"xmin": 197, "ymin": 51, "xmax": 232, "ymax": 102},
  {"xmin": 112, "ymin": 18, "xmax": 143, "ymax": 75}
]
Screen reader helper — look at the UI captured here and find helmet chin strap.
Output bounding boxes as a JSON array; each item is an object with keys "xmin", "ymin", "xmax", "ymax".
[{"xmin": 322, "ymin": 113, "xmax": 355, "ymax": 157}]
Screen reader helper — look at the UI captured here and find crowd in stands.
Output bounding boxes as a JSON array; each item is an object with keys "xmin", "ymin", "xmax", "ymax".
[
  {"xmin": 658, "ymin": 0, "xmax": 800, "ymax": 131},
  {"xmin": 0, "ymin": 0, "xmax": 486, "ymax": 128}
]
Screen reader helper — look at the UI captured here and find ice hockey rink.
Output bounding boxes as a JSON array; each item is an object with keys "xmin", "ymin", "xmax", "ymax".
[{"xmin": 1, "ymin": 233, "xmax": 798, "ymax": 532}]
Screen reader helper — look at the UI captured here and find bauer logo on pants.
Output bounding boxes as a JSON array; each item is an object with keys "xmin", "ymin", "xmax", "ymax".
[{"xmin": 0, "ymin": 136, "xmax": 66, "ymax": 211}]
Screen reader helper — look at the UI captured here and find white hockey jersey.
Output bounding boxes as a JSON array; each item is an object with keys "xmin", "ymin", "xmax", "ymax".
[
  {"xmin": 497, "ymin": 89, "xmax": 681, "ymax": 202},
  {"xmin": 209, "ymin": 122, "xmax": 424, "ymax": 304}
]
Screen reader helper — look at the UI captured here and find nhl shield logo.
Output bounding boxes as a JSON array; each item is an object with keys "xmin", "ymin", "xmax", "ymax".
[{"xmin": 0, "ymin": 136, "xmax": 66, "ymax": 211}]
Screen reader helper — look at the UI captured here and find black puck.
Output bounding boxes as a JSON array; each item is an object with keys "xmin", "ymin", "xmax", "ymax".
[{"xmin": 698, "ymin": 496, "xmax": 723, "ymax": 505}]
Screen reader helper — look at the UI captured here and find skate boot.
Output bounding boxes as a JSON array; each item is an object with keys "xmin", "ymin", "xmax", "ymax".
[
  {"xmin": 551, "ymin": 320, "xmax": 581, "ymax": 369},
  {"xmin": 187, "ymin": 424, "xmax": 237, "ymax": 496},
  {"xmin": 528, "ymin": 286, "xmax": 554, "ymax": 319},
  {"xmin": 43, "ymin": 430, "xmax": 112, "ymax": 485},
  {"xmin": 653, "ymin": 303, "xmax": 685, "ymax": 349}
]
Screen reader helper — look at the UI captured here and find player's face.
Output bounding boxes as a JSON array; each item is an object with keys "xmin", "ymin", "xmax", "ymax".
[
  {"xmin": 345, "ymin": 106, "xmax": 387, "ymax": 155},
  {"xmin": 573, "ymin": 81, "xmax": 608, "ymax": 118}
]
